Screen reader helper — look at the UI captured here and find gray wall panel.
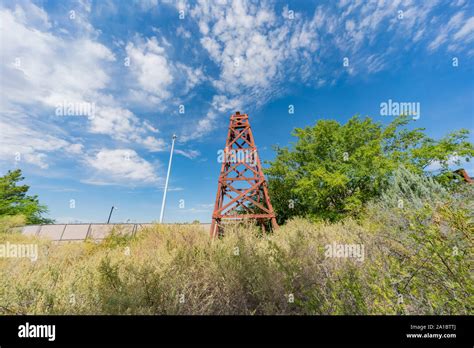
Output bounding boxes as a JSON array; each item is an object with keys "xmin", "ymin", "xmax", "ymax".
[{"xmin": 62, "ymin": 224, "xmax": 90, "ymax": 240}]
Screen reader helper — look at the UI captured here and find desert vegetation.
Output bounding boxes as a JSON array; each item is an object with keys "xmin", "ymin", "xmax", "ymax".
[{"xmin": 0, "ymin": 167, "xmax": 472, "ymax": 315}]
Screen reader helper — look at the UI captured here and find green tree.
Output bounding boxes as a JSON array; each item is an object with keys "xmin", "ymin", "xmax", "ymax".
[
  {"xmin": 266, "ymin": 115, "xmax": 474, "ymax": 223},
  {"xmin": 0, "ymin": 169, "xmax": 53, "ymax": 224}
]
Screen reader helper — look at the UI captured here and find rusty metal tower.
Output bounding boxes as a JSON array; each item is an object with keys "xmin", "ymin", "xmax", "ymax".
[{"xmin": 210, "ymin": 111, "xmax": 278, "ymax": 237}]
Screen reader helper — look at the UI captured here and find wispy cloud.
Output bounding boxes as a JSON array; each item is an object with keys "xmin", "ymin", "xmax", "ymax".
[
  {"xmin": 172, "ymin": 0, "xmax": 474, "ymax": 140},
  {"xmin": 82, "ymin": 148, "xmax": 160, "ymax": 185}
]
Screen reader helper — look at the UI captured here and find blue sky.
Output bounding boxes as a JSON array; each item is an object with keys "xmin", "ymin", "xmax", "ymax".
[{"xmin": 1, "ymin": 0, "xmax": 473, "ymax": 223}]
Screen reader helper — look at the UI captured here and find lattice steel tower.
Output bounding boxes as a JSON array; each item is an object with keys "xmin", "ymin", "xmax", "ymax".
[{"xmin": 210, "ymin": 111, "xmax": 278, "ymax": 237}]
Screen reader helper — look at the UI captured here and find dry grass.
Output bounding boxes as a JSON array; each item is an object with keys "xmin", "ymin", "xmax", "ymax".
[{"xmin": 0, "ymin": 202, "xmax": 472, "ymax": 315}]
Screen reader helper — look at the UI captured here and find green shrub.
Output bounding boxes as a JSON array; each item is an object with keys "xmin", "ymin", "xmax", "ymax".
[
  {"xmin": 0, "ymin": 196, "xmax": 471, "ymax": 314},
  {"xmin": 364, "ymin": 168, "xmax": 473, "ymax": 314}
]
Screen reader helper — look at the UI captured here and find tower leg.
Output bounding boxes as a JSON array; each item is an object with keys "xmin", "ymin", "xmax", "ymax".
[
  {"xmin": 210, "ymin": 218, "xmax": 222, "ymax": 238},
  {"xmin": 270, "ymin": 217, "xmax": 278, "ymax": 230},
  {"xmin": 210, "ymin": 219, "xmax": 217, "ymax": 238},
  {"xmin": 261, "ymin": 220, "xmax": 266, "ymax": 234}
]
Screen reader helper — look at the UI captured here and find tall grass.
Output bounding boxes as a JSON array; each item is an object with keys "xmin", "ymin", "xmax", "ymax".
[
  {"xmin": 0, "ymin": 200, "xmax": 471, "ymax": 315},
  {"xmin": 0, "ymin": 168, "xmax": 472, "ymax": 315}
]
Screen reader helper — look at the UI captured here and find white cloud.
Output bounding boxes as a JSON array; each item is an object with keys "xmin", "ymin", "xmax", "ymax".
[
  {"xmin": 89, "ymin": 106, "xmax": 165, "ymax": 151},
  {"xmin": 143, "ymin": 120, "xmax": 160, "ymax": 133},
  {"xmin": 192, "ymin": 1, "xmax": 284, "ymax": 96},
  {"xmin": 0, "ymin": 113, "xmax": 83, "ymax": 169},
  {"xmin": 174, "ymin": 0, "xmax": 474, "ymax": 141},
  {"xmin": 176, "ymin": 63, "xmax": 206, "ymax": 92},
  {"xmin": 11, "ymin": 0, "xmax": 51, "ymax": 30},
  {"xmin": 0, "ymin": 6, "xmax": 115, "ymax": 112},
  {"xmin": 429, "ymin": 11, "xmax": 467, "ymax": 51},
  {"xmin": 134, "ymin": 0, "xmax": 159, "ymax": 11},
  {"xmin": 83, "ymin": 148, "xmax": 159, "ymax": 185},
  {"xmin": 365, "ymin": 54, "xmax": 386, "ymax": 73},
  {"xmin": 124, "ymin": 34, "xmax": 205, "ymax": 107},
  {"xmin": 176, "ymin": 26, "xmax": 192, "ymax": 39},
  {"xmin": 175, "ymin": 149, "xmax": 200, "ymax": 159},
  {"xmin": 454, "ymin": 16, "xmax": 474, "ymax": 40},
  {"xmin": 141, "ymin": 136, "xmax": 166, "ymax": 152},
  {"xmin": 89, "ymin": 107, "xmax": 141, "ymax": 141},
  {"xmin": 2, "ymin": 0, "xmax": 473, "ymax": 164},
  {"xmin": 180, "ymin": 1, "xmax": 294, "ymax": 138},
  {"xmin": 181, "ymin": 95, "xmax": 243, "ymax": 141},
  {"xmin": 125, "ymin": 37, "xmax": 174, "ymax": 100},
  {"xmin": 0, "ymin": 1, "xmax": 170, "ymax": 173}
]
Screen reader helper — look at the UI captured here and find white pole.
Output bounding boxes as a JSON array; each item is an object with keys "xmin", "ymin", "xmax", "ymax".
[{"xmin": 159, "ymin": 134, "xmax": 177, "ymax": 223}]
